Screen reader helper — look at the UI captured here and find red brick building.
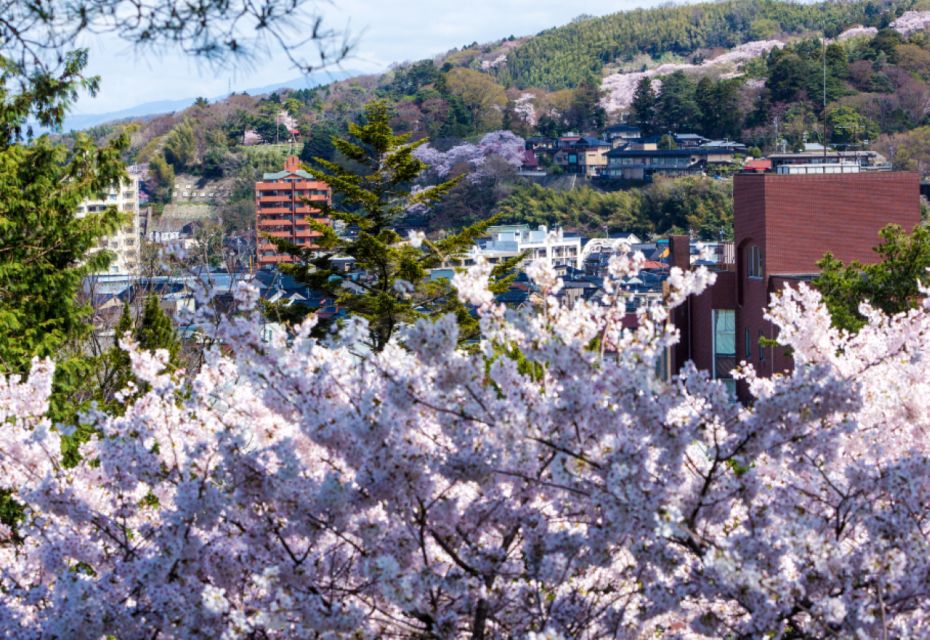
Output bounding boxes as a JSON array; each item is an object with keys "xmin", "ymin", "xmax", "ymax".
[
  {"xmin": 255, "ymin": 156, "xmax": 331, "ymax": 268},
  {"xmin": 673, "ymin": 171, "xmax": 920, "ymax": 397}
]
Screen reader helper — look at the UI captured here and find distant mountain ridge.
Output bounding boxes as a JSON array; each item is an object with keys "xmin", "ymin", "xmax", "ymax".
[{"xmin": 63, "ymin": 69, "xmax": 361, "ymax": 131}]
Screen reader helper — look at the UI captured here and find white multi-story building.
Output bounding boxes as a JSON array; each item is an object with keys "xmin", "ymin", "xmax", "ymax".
[
  {"xmin": 77, "ymin": 173, "xmax": 141, "ymax": 275},
  {"xmin": 447, "ymin": 225, "xmax": 582, "ymax": 270}
]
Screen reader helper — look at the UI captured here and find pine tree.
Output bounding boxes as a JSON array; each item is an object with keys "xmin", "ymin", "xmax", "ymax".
[
  {"xmin": 568, "ymin": 76, "xmax": 607, "ymax": 132},
  {"xmin": 656, "ymin": 71, "xmax": 702, "ymax": 133},
  {"xmin": 631, "ymin": 77, "xmax": 657, "ymax": 135},
  {"xmin": 136, "ymin": 295, "xmax": 180, "ymax": 364},
  {"xmin": 277, "ymin": 100, "xmax": 509, "ymax": 351},
  {"xmin": 695, "ymin": 77, "xmax": 718, "ymax": 137}
]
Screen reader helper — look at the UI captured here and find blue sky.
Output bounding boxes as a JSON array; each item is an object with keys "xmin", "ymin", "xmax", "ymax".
[{"xmin": 75, "ymin": 0, "xmax": 659, "ymax": 114}]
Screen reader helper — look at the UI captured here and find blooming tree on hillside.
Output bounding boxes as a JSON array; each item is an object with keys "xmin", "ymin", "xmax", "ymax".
[
  {"xmin": 415, "ymin": 131, "xmax": 526, "ymax": 182},
  {"xmin": 1, "ymin": 252, "xmax": 930, "ymax": 638}
]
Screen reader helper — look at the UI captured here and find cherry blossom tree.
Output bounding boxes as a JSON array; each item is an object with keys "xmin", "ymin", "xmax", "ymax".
[
  {"xmin": 415, "ymin": 131, "xmax": 526, "ymax": 183},
  {"xmin": 1, "ymin": 252, "xmax": 930, "ymax": 638}
]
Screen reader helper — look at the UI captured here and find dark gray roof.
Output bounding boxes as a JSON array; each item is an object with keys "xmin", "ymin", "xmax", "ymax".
[{"xmin": 606, "ymin": 147, "xmax": 729, "ymax": 158}]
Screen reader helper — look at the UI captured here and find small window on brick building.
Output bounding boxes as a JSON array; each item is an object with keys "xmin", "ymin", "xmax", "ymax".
[
  {"xmin": 748, "ymin": 245, "xmax": 763, "ymax": 279},
  {"xmin": 744, "ymin": 328, "xmax": 751, "ymax": 360},
  {"xmin": 758, "ymin": 330, "xmax": 765, "ymax": 363},
  {"xmin": 712, "ymin": 310, "xmax": 736, "ymax": 396}
]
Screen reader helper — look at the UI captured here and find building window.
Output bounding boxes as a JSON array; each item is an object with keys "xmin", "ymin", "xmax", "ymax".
[
  {"xmin": 712, "ymin": 310, "xmax": 736, "ymax": 396},
  {"xmin": 747, "ymin": 245, "xmax": 763, "ymax": 279},
  {"xmin": 758, "ymin": 330, "xmax": 765, "ymax": 364},
  {"xmin": 744, "ymin": 328, "xmax": 751, "ymax": 360}
]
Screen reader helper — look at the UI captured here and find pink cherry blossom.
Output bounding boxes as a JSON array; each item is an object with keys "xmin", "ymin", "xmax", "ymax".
[
  {"xmin": 414, "ymin": 130, "xmax": 525, "ymax": 182},
  {"xmin": 1, "ymin": 257, "xmax": 929, "ymax": 638}
]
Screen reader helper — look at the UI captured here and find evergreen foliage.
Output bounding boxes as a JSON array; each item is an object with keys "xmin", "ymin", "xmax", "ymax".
[
  {"xmin": 656, "ymin": 71, "xmax": 702, "ymax": 133},
  {"xmin": 279, "ymin": 100, "xmax": 507, "ymax": 351},
  {"xmin": 136, "ymin": 295, "xmax": 180, "ymax": 363},
  {"xmin": 816, "ymin": 223, "xmax": 930, "ymax": 332},
  {"xmin": 502, "ymin": 0, "xmax": 883, "ymax": 89},
  {"xmin": 631, "ymin": 77, "xmax": 657, "ymax": 135},
  {"xmin": 0, "ymin": 52, "xmax": 128, "ymax": 376}
]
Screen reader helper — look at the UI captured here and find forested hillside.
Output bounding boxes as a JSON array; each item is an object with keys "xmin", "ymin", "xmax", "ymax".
[
  {"xmin": 71, "ymin": 0, "xmax": 930, "ymax": 243},
  {"xmin": 499, "ymin": 0, "xmax": 884, "ymax": 89}
]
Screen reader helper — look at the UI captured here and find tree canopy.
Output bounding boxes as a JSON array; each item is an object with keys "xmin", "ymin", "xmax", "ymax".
[{"xmin": 816, "ymin": 223, "xmax": 930, "ymax": 332}]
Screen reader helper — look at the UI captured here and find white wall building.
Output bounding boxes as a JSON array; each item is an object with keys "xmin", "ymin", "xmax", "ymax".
[
  {"xmin": 448, "ymin": 225, "xmax": 582, "ymax": 270},
  {"xmin": 77, "ymin": 173, "xmax": 141, "ymax": 275}
]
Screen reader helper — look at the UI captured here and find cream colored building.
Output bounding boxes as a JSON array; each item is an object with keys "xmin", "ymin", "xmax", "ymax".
[{"xmin": 77, "ymin": 173, "xmax": 141, "ymax": 275}]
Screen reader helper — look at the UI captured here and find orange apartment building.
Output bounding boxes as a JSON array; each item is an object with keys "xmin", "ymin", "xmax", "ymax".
[{"xmin": 255, "ymin": 156, "xmax": 331, "ymax": 268}]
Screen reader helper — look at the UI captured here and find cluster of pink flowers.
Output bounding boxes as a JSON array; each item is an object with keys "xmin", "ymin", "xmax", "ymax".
[
  {"xmin": 836, "ymin": 25, "xmax": 879, "ymax": 41},
  {"xmin": 1, "ymin": 254, "xmax": 930, "ymax": 638},
  {"xmin": 414, "ymin": 131, "xmax": 525, "ymax": 182},
  {"xmin": 512, "ymin": 93, "xmax": 537, "ymax": 127},
  {"xmin": 892, "ymin": 11, "xmax": 930, "ymax": 36},
  {"xmin": 600, "ymin": 40, "xmax": 784, "ymax": 114}
]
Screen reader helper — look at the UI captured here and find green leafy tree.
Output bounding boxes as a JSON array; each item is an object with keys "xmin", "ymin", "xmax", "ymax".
[
  {"xmin": 827, "ymin": 105, "xmax": 879, "ymax": 146},
  {"xmin": 0, "ymin": 51, "xmax": 128, "ymax": 379},
  {"xmin": 146, "ymin": 154, "xmax": 175, "ymax": 204},
  {"xmin": 281, "ymin": 100, "xmax": 504, "ymax": 351},
  {"xmin": 163, "ymin": 119, "xmax": 197, "ymax": 170},
  {"xmin": 658, "ymin": 134, "xmax": 677, "ymax": 150},
  {"xmin": 816, "ymin": 224, "xmax": 930, "ymax": 332},
  {"xmin": 300, "ymin": 121, "xmax": 342, "ymax": 164},
  {"xmin": 442, "ymin": 68, "xmax": 507, "ymax": 131}
]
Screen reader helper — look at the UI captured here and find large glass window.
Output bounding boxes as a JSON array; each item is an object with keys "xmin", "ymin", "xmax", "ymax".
[{"xmin": 713, "ymin": 309, "xmax": 737, "ymax": 396}]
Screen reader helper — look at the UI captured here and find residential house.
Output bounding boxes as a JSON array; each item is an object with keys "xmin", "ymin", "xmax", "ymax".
[
  {"xmin": 673, "ymin": 133, "xmax": 711, "ymax": 148},
  {"xmin": 604, "ymin": 123, "xmax": 642, "ymax": 147},
  {"xmin": 553, "ymin": 136, "xmax": 612, "ymax": 177},
  {"xmin": 605, "ymin": 147, "xmax": 736, "ymax": 181}
]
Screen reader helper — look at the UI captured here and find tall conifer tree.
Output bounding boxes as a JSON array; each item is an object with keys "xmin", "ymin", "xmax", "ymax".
[{"xmin": 279, "ymin": 100, "xmax": 512, "ymax": 351}]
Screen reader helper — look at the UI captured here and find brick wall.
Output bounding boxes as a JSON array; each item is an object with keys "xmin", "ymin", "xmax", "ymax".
[
  {"xmin": 733, "ymin": 171, "xmax": 920, "ymax": 387},
  {"xmin": 735, "ymin": 172, "xmax": 920, "ymax": 275}
]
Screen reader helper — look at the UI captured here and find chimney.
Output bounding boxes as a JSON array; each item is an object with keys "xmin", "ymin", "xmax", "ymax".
[
  {"xmin": 669, "ymin": 234, "xmax": 690, "ymax": 272},
  {"xmin": 284, "ymin": 155, "xmax": 300, "ymax": 172}
]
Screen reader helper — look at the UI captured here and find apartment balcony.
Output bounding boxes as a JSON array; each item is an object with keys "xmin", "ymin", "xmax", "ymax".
[
  {"xmin": 294, "ymin": 206, "xmax": 326, "ymax": 215},
  {"xmin": 256, "ymin": 218, "xmax": 295, "ymax": 228},
  {"xmin": 257, "ymin": 195, "xmax": 293, "ymax": 203},
  {"xmin": 257, "ymin": 207, "xmax": 292, "ymax": 215},
  {"xmin": 257, "ymin": 254, "xmax": 295, "ymax": 265}
]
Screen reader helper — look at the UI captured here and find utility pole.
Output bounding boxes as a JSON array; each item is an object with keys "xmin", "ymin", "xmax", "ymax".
[{"xmin": 822, "ymin": 30, "xmax": 828, "ymax": 159}]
